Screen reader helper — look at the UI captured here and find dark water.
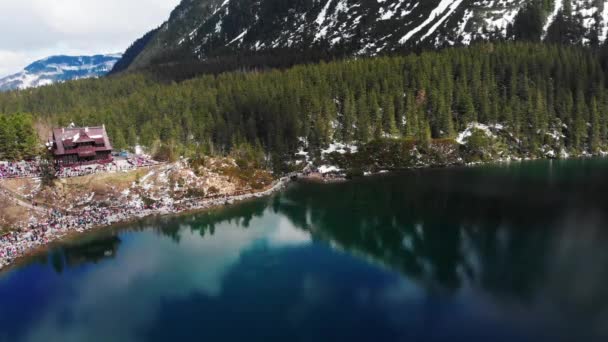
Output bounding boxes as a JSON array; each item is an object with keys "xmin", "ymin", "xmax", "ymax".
[{"xmin": 2, "ymin": 159, "xmax": 608, "ymax": 342}]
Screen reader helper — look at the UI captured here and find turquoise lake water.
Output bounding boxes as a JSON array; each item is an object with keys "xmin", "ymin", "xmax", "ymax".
[{"xmin": 2, "ymin": 158, "xmax": 608, "ymax": 341}]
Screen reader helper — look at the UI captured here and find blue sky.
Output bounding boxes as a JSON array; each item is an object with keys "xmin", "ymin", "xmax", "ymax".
[{"xmin": 0, "ymin": 0, "xmax": 181, "ymax": 77}]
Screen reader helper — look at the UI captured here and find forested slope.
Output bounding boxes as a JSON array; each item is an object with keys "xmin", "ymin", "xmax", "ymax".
[{"xmin": 1, "ymin": 43, "xmax": 607, "ymax": 165}]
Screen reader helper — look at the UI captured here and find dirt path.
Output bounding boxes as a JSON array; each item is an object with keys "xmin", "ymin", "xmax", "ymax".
[{"xmin": 0, "ymin": 184, "xmax": 48, "ymax": 214}]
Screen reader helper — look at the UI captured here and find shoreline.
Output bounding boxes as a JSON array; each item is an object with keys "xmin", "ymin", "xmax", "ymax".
[
  {"xmin": 2, "ymin": 154, "xmax": 606, "ymax": 273},
  {"xmin": 302, "ymin": 153, "xmax": 608, "ymax": 182},
  {"xmin": 0, "ymin": 175, "xmax": 293, "ymax": 273}
]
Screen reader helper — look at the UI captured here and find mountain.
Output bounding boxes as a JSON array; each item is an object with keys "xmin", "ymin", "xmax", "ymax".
[
  {"xmin": 110, "ymin": 30, "xmax": 159, "ymax": 74},
  {"xmin": 0, "ymin": 54, "xmax": 122, "ymax": 91},
  {"xmin": 116, "ymin": 0, "xmax": 608, "ymax": 74}
]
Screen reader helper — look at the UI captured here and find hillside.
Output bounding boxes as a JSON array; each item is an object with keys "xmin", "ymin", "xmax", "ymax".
[
  {"xmin": 1, "ymin": 43, "xmax": 608, "ymax": 173},
  {"xmin": 116, "ymin": 0, "xmax": 608, "ymax": 74},
  {"xmin": 0, "ymin": 54, "xmax": 122, "ymax": 91}
]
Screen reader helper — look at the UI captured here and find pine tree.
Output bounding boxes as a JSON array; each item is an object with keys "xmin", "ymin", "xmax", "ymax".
[
  {"xmin": 356, "ymin": 92, "xmax": 370, "ymax": 142},
  {"xmin": 13, "ymin": 114, "xmax": 38, "ymax": 159},
  {"xmin": 571, "ymin": 91, "xmax": 588, "ymax": 151},
  {"xmin": 418, "ymin": 116, "xmax": 432, "ymax": 147},
  {"xmin": 127, "ymin": 126, "xmax": 138, "ymax": 149},
  {"xmin": 0, "ymin": 117, "xmax": 17, "ymax": 160},
  {"xmin": 342, "ymin": 91, "xmax": 356, "ymax": 142},
  {"xmin": 589, "ymin": 99, "xmax": 601, "ymax": 152},
  {"xmin": 404, "ymin": 93, "xmax": 419, "ymax": 138},
  {"xmin": 510, "ymin": 2, "xmax": 544, "ymax": 42},
  {"xmin": 383, "ymin": 95, "xmax": 398, "ymax": 137},
  {"xmin": 457, "ymin": 89, "xmax": 477, "ymax": 128},
  {"xmin": 436, "ymin": 95, "xmax": 454, "ymax": 137},
  {"xmin": 112, "ymin": 129, "xmax": 127, "ymax": 150}
]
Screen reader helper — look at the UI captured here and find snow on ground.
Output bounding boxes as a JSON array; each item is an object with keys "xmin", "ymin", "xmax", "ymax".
[
  {"xmin": 601, "ymin": 4, "xmax": 608, "ymax": 41},
  {"xmin": 542, "ymin": 146, "xmax": 556, "ymax": 158},
  {"xmin": 313, "ymin": 142, "xmax": 359, "ymax": 173},
  {"xmin": 481, "ymin": 7, "xmax": 519, "ymax": 37},
  {"xmin": 456, "ymin": 122, "xmax": 502, "ymax": 144},
  {"xmin": 399, "ymin": 0, "xmax": 463, "ymax": 44},
  {"xmin": 543, "ymin": 0, "xmax": 563, "ymax": 37},
  {"xmin": 546, "ymin": 128, "xmax": 566, "ymax": 142},
  {"xmin": 293, "ymin": 141, "xmax": 357, "ymax": 173},
  {"xmin": 318, "ymin": 165, "xmax": 341, "ymax": 174},
  {"xmin": 315, "ymin": 0, "xmax": 334, "ymax": 41},
  {"xmin": 228, "ymin": 29, "xmax": 249, "ymax": 45},
  {"xmin": 456, "ymin": 9, "xmax": 475, "ymax": 44},
  {"xmin": 295, "ymin": 148, "xmax": 311, "ymax": 166},
  {"xmin": 419, "ymin": 0, "xmax": 464, "ymax": 42},
  {"xmin": 321, "ymin": 142, "xmax": 358, "ymax": 156},
  {"xmin": 295, "ymin": 149, "xmax": 309, "ymax": 157}
]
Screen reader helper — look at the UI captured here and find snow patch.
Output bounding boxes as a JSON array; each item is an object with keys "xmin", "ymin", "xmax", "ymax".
[
  {"xmin": 456, "ymin": 122, "xmax": 502, "ymax": 145},
  {"xmin": 318, "ymin": 165, "xmax": 341, "ymax": 174},
  {"xmin": 543, "ymin": 0, "xmax": 563, "ymax": 38},
  {"xmin": 399, "ymin": 0, "xmax": 463, "ymax": 44},
  {"xmin": 321, "ymin": 142, "xmax": 358, "ymax": 156},
  {"xmin": 227, "ymin": 29, "xmax": 249, "ymax": 45}
]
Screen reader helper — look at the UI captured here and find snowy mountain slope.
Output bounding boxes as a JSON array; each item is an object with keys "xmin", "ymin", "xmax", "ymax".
[
  {"xmin": 120, "ymin": 0, "xmax": 608, "ymax": 71},
  {"xmin": 0, "ymin": 54, "xmax": 122, "ymax": 91}
]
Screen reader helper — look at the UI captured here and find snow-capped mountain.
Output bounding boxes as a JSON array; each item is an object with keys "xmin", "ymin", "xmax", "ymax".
[
  {"xmin": 116, "ymin": 0, "xmax": 608, "ymax": 73},
  {"xmin": 0, "ymin": 54, "xmax": 122, "ymax": 91}
]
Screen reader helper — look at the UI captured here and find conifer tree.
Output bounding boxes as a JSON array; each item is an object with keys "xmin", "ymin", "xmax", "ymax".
[
  {"xmin": 342, "ymin": 91, "xmax": 356, "ymax": 142},
  {"xmin": 383, "ymin": 95, "xmax": 398, "ymax": 137},
  {"xmin": 404, "ymin": 93, "xmax": 419, "ymax": 138},
  {"xmin": 589, "ymin": 99, "xmax": 601, "ymax": 152},
  {"xmin": 571, "ymin": 91, "xmax": 588, "ymax": 150}
]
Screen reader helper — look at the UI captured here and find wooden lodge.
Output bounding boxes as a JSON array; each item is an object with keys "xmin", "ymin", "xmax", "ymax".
[{"xmin": 51, "ymin": 125, "xmax": 113, "ymax": 166}]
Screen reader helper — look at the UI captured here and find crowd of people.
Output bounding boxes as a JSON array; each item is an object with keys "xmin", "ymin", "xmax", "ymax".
[
  {"xmin": 0, "ymin": 161, "xmax": 41, "ymax": 179},
  {"xmin": 0, "ymin": 154, "xmax": 161, "ymax": 269},
  {"xmin": 129, "ymin": 156, "xmax": 157, "ymax": 167},
  {"xmin": 0, "ymin": 176, "xmax": 291, "ymax": 270},
  {"xmin": 55, "ymin": 157, "xmax": 158, "ymax": 178},
  {"xmin": 0, "ymin": 156, "xmax": 158, "ymax": 180}
]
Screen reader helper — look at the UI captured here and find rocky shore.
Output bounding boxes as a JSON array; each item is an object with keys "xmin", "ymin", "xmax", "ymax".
[{"xmin": 0, "ymin": 175, "xmax": 292, "ymax": 271}]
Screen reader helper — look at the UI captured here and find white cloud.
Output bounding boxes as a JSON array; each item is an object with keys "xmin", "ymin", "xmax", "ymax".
[
  {"xmin": 0, "ymin": 50, "xmax": 30, "ymax": 77},
  {"xmin": 21, "ymin": 211, "xmax": 312, "ymax": 342},
  {"xmin": 0, "ymin": 0, "xmax": 181, "ymax": 77}
]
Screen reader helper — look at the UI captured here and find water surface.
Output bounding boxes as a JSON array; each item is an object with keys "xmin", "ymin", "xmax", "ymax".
[{"xmin": 2, "ymin": 158, "xmax": 608, "ymax": 342}]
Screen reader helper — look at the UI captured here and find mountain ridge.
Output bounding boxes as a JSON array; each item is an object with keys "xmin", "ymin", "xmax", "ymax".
[
  {"xmin": 116, "ymin": 0, "xmax": 608, "ymax": 74},
  {"xmin": 0, "ymin": 54, "xmax": 122, "ymax": 91}
]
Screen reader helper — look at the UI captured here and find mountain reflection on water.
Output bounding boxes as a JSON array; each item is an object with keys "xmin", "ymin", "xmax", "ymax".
[{"xmin": 1, "ymin": 158, "xmax": 608, "ymax": 342}]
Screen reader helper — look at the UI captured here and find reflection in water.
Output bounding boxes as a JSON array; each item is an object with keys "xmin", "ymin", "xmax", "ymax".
[
  {"xmin": 1, "ymin": 159, "xmax": 608, "ymax": 341},
  {"xmin": 271, "ymin": 159, "xmax": 608, "ymax": 340}
]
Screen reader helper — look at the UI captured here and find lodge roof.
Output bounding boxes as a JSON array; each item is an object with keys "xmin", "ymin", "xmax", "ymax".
[{"xmin": 52, "ymin": 125, "xmax": 113, "ymax": 156}]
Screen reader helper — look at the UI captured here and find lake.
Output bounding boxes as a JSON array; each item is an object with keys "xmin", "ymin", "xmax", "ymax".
[{"xmin": 2, "ymin": 158, "xmax": 608, "ymax": 342}]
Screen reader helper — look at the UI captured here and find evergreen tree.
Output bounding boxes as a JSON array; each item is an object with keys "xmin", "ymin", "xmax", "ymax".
[
  {"xmin": 589, "ymin": 99, "xmax": 601, "ymax": 152},
  {"xmin": 404, "ymin": 93, "xmax": 419, "ymax": 138},
  {"xmin": 510, "ymin": 2, "xmax": 544, "ymax": 42},
  {"xmin": 342, "ymin": 91, "xmax": 356, "ymax": 142},
  {"xmin": 571, "ymin": 91, "xmax": 588, "ymax": 150},
  {"xmin": 382, "ymin": 95, "xmax": 398, "ymax": 137}
]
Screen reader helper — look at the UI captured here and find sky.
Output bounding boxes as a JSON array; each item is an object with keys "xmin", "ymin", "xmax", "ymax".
[{"xmin": 0, "ymin": 0, "xmax": 182, "ymax": 77}]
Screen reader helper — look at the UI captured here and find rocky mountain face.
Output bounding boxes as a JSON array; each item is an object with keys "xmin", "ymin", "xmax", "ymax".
[
  {"xmin": 116, "ymin": 0, "xmax": 608, "ymax": 73},
  {"xmin": 0, "ymin": 54, "xmax": 121, "ymax": 91}
]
